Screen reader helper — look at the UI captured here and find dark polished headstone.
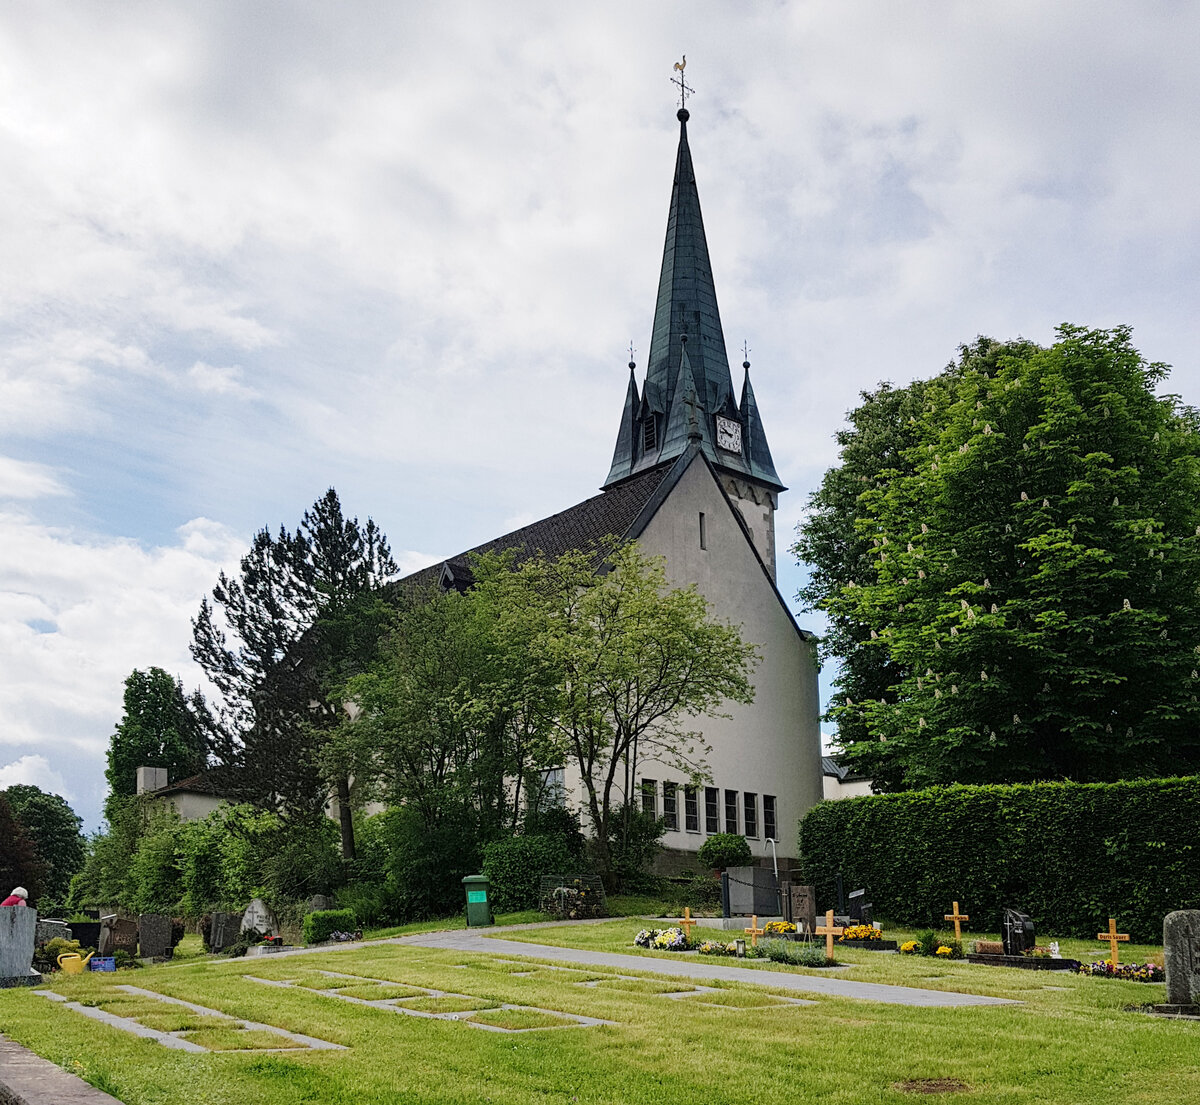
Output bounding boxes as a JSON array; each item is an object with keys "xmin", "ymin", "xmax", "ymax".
[
  {"xmin": 138, "ymin": 914, "xmax": 173, "ymax": 958},
  {"xmin": 1001, "ymin": 907, "xmax": 1035, "ymax": 956},
  {"xmin": 208, "ymin": 911, "xmax": 243, "ymax": 952},
  {"xmin": 98, "ymin": 915, "xmax": 137, "ymax": 957}
]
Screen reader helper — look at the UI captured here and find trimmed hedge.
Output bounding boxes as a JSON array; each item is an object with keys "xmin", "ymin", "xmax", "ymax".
[
  {"xmin": 798, "ymin": 776, "xmax": 1200, "ymax": 942},
  {"xmin": 482, "ymin": 833, "xmax": 582, "ymax": 913},
  {"xmin": 302, "ymin": 908, "xmax": 357, "ymax": 945}
]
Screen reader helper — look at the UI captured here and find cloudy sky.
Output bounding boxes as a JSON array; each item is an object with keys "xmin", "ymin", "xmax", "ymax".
[{"xmin": 2, "ymin": 1, "xmax": 1198, "ymax": 830}]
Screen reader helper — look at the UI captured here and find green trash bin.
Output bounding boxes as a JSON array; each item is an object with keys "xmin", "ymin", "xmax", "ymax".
[{"xmin": 463, "ymin": 874, "xmax": 493, "ymax": 927}]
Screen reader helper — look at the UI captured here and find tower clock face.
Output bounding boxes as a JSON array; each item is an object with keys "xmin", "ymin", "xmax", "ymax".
[{"xmin": 715, "ymin": 416, "xmax": 743, "ymax": 453}]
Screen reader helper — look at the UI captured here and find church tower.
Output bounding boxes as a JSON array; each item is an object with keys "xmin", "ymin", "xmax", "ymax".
[{"xmin": 603, "ymin": 106, "xmax": 785, "ymax": 577}]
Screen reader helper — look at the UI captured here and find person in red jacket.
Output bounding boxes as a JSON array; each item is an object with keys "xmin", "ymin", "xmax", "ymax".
[{"xmin": 1, "ymin": 886, "xmax": 28, "ymax": 907}]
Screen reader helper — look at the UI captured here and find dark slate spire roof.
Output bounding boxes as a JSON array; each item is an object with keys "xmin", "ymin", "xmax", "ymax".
[
  {"xmin": 603, "ymin": 108, "xmax": 784, "ymax": 493},
  {"xmin": 739, "ymin": 360, "xmax": 780, "ymax": 488}
]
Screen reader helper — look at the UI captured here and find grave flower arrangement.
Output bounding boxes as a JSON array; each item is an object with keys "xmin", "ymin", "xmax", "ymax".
[
  {"xmin": 1080, "ymin": 960, "xmax": 1165, "ymax": 982},
  {"xmin": 838, "ymin": 925, "xmax": 882, "ymax": 942},
  {"xmin": 696, "ymin": 939, "xmax": 763, "ymax": 959},
  {"xmin": 634, "ymin": 927, "xmax": 691, "ymax": 951},
  {"xmin": 764, "ymin": 921, "xmax": 796, "ymax": 935},
  {"xmin": 900, "ymin": 940, "xmax": 921, "ymax": 955}
]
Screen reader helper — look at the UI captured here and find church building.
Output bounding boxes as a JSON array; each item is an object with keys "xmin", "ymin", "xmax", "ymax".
[{"xmin": 418, "ymin": 105, "xmax": 823, "ymax": 871}]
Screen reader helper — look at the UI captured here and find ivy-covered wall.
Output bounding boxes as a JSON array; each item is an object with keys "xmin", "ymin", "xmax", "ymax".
[{"xmin": 797, "ymin": 777, "xmax": 1200, "ymax": 942}]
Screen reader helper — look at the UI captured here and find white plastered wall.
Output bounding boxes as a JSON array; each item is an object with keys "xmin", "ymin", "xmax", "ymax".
[{"xmin": 559, "ymin": 457, "xmax": 823, "ymax": 867}]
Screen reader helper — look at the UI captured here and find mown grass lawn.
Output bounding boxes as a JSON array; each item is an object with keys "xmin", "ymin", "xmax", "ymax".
[{"xmin": 1, "ymin": 924, "xmax": 1195, "ymax": 1105}]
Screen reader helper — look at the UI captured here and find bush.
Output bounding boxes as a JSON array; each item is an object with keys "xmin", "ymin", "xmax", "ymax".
[
  {"xmin": 604, "ymin": 806, "xmax": 666, "ymax": 892},
  {"xmin": 798, "ymin": 776, "xmax": 1200, "ymax": 941},
  {"xmin": 697, "ymin": 833, "xmax": 752, "ymax": 871},
  {"xmin": 761, "ymin": 938, "xmax": 831, "ymax": 967},
  {"xmin": 483, "ymin": 833, "xmax": 584, "ymax": 913},
  {"xmin": 34, "ymin": 936, "xmax": 83, "ymax": 974},
  {"xmin": 303, "ymin": 908, "xmax": 358, "ymax": 945}
]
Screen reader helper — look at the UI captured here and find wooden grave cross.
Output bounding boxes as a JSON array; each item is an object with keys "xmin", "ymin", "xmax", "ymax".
[
  {"xmin": 743, "ymin": 914, "xmax": 765, "ymax": 948},
  {"xmin": 1097, "ymin": 917, "xmax": 1129, "ymax": 965},
  {"xmin": 680, "ymin": 907, "xmax": 696, "ymax": 941},
  {"xmin": 944, "ymin": 901, "xmax": 970, "ymax": 942},
  {"xmin": 815, "ymin": 910, "xmax": 844, "ymax": 959}
]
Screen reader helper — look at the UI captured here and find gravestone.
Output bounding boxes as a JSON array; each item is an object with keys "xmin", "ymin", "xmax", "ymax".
[
  {"xmin": 305, "ymin": 894, "xmax": 334, "ymax": 914},
  {"xmin": 725, "ymin": 866, "xmax": 779, "ymax": 917},
  {"xmin": 208, "ymin": 911, "xmax": 243, "ymax": 952},
  {"xmin": 1001, "ymin": 907, "xmax": 1035, "ymax": 956},
  {"xmin": 1163, "ymin": 910, "xmax": 1200, "ymax": 1006},
  {"xmin": 70, "ymin": 921, "xmax": 101, "ymax": 950},
  {"xmin": 138, "ymin": 914, "xmax": 173, "ymax": 959},
  {"xmin": 241, "ymin": 898, "xmax": 280, "ymax": 938},
  {"xmin": 788, "ymin": 884, "xmax": 817, "ymax": 934},
  {"xmin": 98, "ymin": 915, "xmax": 138, "ymax": 957},
  {"xmin": 35, "ymin": 919, "xmax": 71, "ymax": 946},
  {"xmin": 848, "ymin": 888, "xmax": 873, "ymax": 925},
  {"xmin": 0, "ymin": 907, "xmax": 41, "ymax": 988}
]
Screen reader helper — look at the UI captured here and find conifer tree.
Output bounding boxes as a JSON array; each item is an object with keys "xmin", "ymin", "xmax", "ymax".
[{"xmin": 191, "ymin": 488, "xmax": 396, "ymax": 858}]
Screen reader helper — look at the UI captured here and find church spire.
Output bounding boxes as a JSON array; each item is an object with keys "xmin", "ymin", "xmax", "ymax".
[{"xmin": 601, "ymin": 96, "xmax": 783, "ymax": 494}]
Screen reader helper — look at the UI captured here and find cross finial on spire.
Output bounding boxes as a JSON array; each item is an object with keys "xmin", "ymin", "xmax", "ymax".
[
  {"xmin": 742, "ymin": 340, "xmax": 751, "ymax": 370},
  {"xmin": 671, "ymin": 56, "xmax": 694, "ymax": 112},
  {"xmin": 628, "ymin": 341, "xmax": 637, "ymax": 371}
]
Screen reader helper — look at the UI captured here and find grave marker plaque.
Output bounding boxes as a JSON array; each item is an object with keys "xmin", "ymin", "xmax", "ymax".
[
  {"xmin": 1164, "ymin": 909, "xmax": 1200, "ymax": 1007},
  {"xmin": 98, "ymin": 915, "xmax": 138, "ymax": 957},
  {"xmin": 139, "ymin": 914, "xmax": 173, "ymax": 959},
  {"xmin": 0, "ymin": 907, "xmax": 40, "ymax": 987},
  {"xmin": 789, "ymin": 884, "xmax": 817, "ymax": 934},
  {"xmin": 241, "ymin": 898, "xmax": 280, "ymax": 939}
]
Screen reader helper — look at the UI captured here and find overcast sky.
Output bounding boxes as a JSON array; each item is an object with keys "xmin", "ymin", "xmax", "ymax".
[{"xmin": 2, "ymin": 1, "xmax": 1198, "ymax": 831}]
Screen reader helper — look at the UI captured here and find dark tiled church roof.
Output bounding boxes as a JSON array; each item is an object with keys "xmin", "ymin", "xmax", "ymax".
[{"xmin": 400, "ymin": 464, "xmax": 675, "ymax": 591}]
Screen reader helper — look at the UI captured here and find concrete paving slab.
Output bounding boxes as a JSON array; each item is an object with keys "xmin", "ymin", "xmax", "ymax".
[{"xmin": 0, "ymin": 1034, "xmax": 125, "ymax": 1105}]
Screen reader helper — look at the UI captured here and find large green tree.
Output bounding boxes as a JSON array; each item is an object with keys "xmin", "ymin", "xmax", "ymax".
[
  {"xmin": 106, "ymin": 668, "xmax": 209, "ymax": 818},
  {"xmin": 0, "ymin": 794, "xmax": 44, "ymax": 902},
  {"xmin": 796, "ymin": 325, "xmax": 1200, "ymax": 788},
  {"xmin": 496, "ymin": 541, "xmax": 758, "ymax": 884},
  {"xmin": 2, "ymin": 785, "xmax": 85, "ymax": 901},
  {"xmin": 191, "ymin": 488, "xmax": 396, "ymax": 859}
]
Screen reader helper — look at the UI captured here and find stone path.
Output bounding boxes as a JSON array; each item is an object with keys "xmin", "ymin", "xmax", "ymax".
[
  {"xmin": 0, "ymin": 1034, "xmax": 124, "ymax": 1105},
  {"xmin": 399, "ymin": 929, "xmax": 1018, "ymax": 1008}
]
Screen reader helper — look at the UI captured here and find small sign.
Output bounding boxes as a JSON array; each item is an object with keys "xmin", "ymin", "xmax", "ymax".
[
  {"xmin": 89, "ymin": 957, "xmax": 116, "ymax": 972},
  {"xmin": 467, "ymin": 890, "xmax": 488, "ymax": 904}
]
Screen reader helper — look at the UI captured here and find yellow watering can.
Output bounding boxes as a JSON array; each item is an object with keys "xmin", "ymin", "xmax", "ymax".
[{"xmin": 57, "ymin": 951, "xmax": 94, "ymax": 975}]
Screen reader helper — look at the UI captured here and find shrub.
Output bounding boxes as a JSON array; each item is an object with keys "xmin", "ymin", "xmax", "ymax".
[
  {"xmin": 482, "ymin": 833, "xmax": 583, "ymax": 913},
  {"xmin": 604, "ymin": 806, "xmax": 666, "ymax": 892},
  {"xmin": 798, "ymin": 776, "xmax": 1200, "ymax": 941},
  {"xmin": 697, "ymin": 833, "xmax": 752, "ymax": 871},
  {"xmin": 34, "ymin": 936, "xmax": 83, "ymax": 973},
  {"xmin": 761, "ymin": 938, "xmax": 831, "ymax": 967},
  {"xmin": 303, "ymin": 909, "xmax": 357, "ymax": 945}
]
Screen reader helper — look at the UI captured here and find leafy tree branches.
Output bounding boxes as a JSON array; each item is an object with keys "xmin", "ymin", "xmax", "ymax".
[{"xmin": 795, "ymin": 326, "xmax": 1200, "ymax": 787}]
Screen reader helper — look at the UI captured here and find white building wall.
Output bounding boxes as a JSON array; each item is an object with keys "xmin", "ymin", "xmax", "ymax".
[{"xmin": 559, "ymin": 458, "xmax": 822, "ymax": 867}]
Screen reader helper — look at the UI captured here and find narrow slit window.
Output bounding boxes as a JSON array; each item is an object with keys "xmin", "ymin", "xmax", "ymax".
[
  {"xmin": 704, "ymin": 787, "xmax": 720, "ymax": 834},
  {"xmin": 763, "ymin": 795, "xmax": 777, "ymax": 841},
  {"xmin": 663, "ymin": 783, "xmax": 678, "ymax": 831},
  {"xmin": 699, "ymin": 512, "xmax": 707, "ymax": 550},
  {"xmin": 744, "ymin": 792, "xmax": 759, "ymax": 838},
  {"xmin": 643, "ymin": 418, "xmax": 657, "ymax": 452},
  {"xmin": 684, "ymin": 785, "xmax": 699, "ymax": 832},
  {"xmin": 724, "ymin": 789, "xmax": 739, "ymax": 834}
]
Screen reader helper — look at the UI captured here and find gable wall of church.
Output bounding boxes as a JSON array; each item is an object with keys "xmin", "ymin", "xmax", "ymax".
[{"xmin": 621, "ymin": 459, "xmax": 821, "ymax": 867}]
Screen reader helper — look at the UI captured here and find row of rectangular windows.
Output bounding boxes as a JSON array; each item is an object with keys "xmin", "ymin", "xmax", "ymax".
[{"xmin": 640, "ymin": 780, "xmax": 777, "ymax": 841}]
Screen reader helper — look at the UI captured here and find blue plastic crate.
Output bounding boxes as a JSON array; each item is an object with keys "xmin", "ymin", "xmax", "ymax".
[{"xmin": 88, "ymin": 957, "xmax": 116, "ymax": 972}]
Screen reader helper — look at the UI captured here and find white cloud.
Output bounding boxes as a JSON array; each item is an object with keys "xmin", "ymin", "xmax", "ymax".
[
  {"xmin": 0, "ymin": 754, "xmax": 73, "ymax": 802},
  {"xmin": 0, "ymin": 457, "xmax": 69, "ymax": 500},
  {"xmin": 0, "ymin": 0, "xmax": 1197, "ymax": 823}
]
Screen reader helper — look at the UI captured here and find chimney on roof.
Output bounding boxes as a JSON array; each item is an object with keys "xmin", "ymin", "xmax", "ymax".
[{"xmin": 136, "ymin": 766, "xmax": 168, "ymax": 794}]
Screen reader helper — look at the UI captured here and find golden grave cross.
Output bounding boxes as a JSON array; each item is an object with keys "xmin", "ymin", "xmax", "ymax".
[
  {"xmin": 743, "ymin": 914, "xmax": 765, "ymax": 948},
  {"xmin": 680, "ymin": 907, "xmax": 696, "ymax": 941},
  {"xmin": 944, "ymin": 901, "xmax": 970, "ymax": 942},
  {"xmin": 1097, "ymin": 917, "xmax": 1129, "ymax": 965},
  {"xmin": 815, "ymin": 910, "xmax": 844, "ymax": 959}
]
